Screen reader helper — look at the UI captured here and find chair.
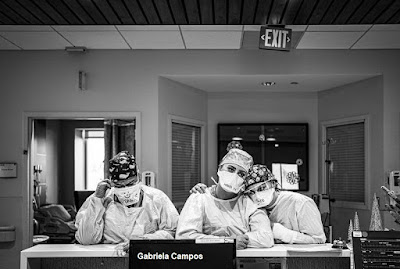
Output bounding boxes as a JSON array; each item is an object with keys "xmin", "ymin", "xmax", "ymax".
[{"xmin": 74, "ymin": 191, "xmax": 95, "ymax": 211}]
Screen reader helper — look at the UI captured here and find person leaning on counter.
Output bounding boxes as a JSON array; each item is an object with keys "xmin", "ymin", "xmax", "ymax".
[
  {"xmin": 176, "ymin": 148, "xmax": 274, "ymax": 250},
  {"xmin": 75, "ymin": 151, "xmax": 179, "ymax": 255},
  {"xmin": 191, "ymin": 164, "xmax": 326, "ymax": 244}
]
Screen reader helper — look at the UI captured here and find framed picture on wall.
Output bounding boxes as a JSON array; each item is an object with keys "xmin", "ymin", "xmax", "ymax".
[{"xmin": 218, "ymin": 123, "xmax": 308, "ymax": 191}]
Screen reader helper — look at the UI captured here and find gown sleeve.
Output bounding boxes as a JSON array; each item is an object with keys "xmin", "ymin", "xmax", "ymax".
[
  {"xmin": 75, "ymin": 194, "xmax": 107, "ymax": 245},
  {"xmin": 176, "ymin": 193, "xmax": 222, "ymax": 239},
  {"xmin": 141, "ymin": 191, "xmax": 179, "ymax": 239}
]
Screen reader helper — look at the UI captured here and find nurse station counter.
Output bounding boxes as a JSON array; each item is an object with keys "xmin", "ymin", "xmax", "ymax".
[{"xmin": 20, "ymin": 243, "xmax": 351, "ymax": 269}]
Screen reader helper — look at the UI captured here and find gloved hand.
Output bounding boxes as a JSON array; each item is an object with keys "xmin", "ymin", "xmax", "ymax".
[
  {"xmin": 272, "ymin": 223, "xmax": 295, "ymax": 244},
  {"xmin": 189, "ymin": 183, "xmax": 207, "ymax": 194},
  {"xmin": 115, "ymin": 241, "xmax": 129, "ymax": 257},
  {"xmin": 235, "ymin": 234, "xmax": 249, "ymax": 250},
  {"xmin": 95, "ymin": 179, "xmax": 111, "ymax": 198}
]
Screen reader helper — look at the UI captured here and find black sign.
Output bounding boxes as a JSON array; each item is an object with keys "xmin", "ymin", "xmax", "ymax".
[
  {"xmin": 129, "ymin": 239, "xmax": 236, "ymax": 269},
  {"xmin": 259, "ymin": 26, "xmax": 292, "ymax": 51}
]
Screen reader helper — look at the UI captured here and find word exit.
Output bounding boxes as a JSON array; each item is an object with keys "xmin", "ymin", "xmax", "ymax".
[{"xmin": 259, "ymin": 26, "xmax": 292, "ymax": 51}]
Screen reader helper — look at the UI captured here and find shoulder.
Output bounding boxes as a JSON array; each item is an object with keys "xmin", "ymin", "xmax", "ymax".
[
  {"xmin": 278, "ymin": 191, "xmax": 315, "ymax": 208},
  {"xmin": 141, "ymin": 185, "xmax": 170, "ymax": 201}
]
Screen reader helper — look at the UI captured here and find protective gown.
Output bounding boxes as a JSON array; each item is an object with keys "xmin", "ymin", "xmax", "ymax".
[
  {"xmin": 268, "ymin": 191, "xmax": 326, "ymax": 244},
  {"xmin": 75, "ymin": 185, "xmax": 179, "ymax": 245},
  {"xmin": 176, "ymin": 187, "xmax": 274, "ymax": 248}
]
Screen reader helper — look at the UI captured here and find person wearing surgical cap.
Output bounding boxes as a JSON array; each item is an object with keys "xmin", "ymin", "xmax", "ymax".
[
  {"xmin": 75, "ymin": 151, "xmax": 179, "ymax": 255},
  {"xmin": 176, "ymin": 148, "xmax": 274, "ymax": 249},
  {"xmin": 244, "ymin": 164, "xmax": 326, "ymax": 244}
]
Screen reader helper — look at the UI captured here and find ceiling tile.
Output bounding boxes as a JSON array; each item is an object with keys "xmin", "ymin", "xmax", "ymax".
[
  {"xmin": 180, "ymin": 25, "xmax": 243, "ymax": 31},
  {"xmin": 370, "ymin": 24, "xmax": 400, "ymax": 31},
  {"xmin": 116, "ymin": 25, "xmax": 179, "ymax": 31},
  {"xmin": 182, "ymin": 31, "xmax": 242, "ymax": 49},
  {"xmin": 59, "ymin": 31, "xmax": 129, "ymax": 49},
  {"xmin": 352, "ymin": 31, "xmax": 400, "ymax": 49},
  {"xmin": 120, "ymin": 30, "xmax": 184, "ymax": 49},
  {"xmin": 296, "ymin": 32, "xmax": 364, "ymax": 49},
  {"xmin": 307, "ymin": 25, "xmax": 371, "ymax": 32},
  {"xmin": 0, "ymin": 36, "xmax": 20, "ymax": 50},
  {"xmin": 53, "ymin": 25, "xmax": 117, "ymax": 32},
  {"xmin": 0, "ymin": 25, "xmax": 54, "ymax": 32},
  {"xmin": 0, "ymin": 32, "xmax": 70, "ymax": 50}
]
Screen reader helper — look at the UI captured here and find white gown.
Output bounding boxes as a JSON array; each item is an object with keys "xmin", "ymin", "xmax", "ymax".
[
  {"xmin": 268, "ymin": 191, "xmax": 326, "ymax": 244},
  {"xmin": 176, "ymin": 187, "xmax": 274, "ymax": 248},
  {"xmin": 75, "ymin": 185, "xmax": 179, "ymax": 245}
]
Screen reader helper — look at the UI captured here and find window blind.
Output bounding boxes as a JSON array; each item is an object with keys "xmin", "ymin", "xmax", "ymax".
[
  {"xmin": 327, "ymin": 122, "xmax": 365, "ymax": 203},
  {"xmin": 172, "ymin": 122, "xmax": 201, "ymax": 203}
]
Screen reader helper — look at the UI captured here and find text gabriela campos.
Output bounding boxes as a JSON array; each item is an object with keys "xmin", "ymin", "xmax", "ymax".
[{"xmin": 137, "ymin": 252, "xmax": 203, "ymax": 261}]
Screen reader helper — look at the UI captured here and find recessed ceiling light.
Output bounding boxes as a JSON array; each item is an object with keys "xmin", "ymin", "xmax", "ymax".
[
  {"xmin": 261, "ymin": 81, "xmax": 276, "ymax": 86},
  {"xmin": 232, "ymin": 137, "xmax": 243, "ymax": 141},
  {"xmin": 290, "ymin": 82, "xmax": 299, "ymax": 85},
  {"xmin": 266, "ymin": 137, "xmax": 276, "ymax": 141}
]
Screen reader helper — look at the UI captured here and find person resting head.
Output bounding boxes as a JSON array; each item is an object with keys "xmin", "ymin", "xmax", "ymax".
[
  {"xmin": 244, "ymin": 164, "xmax": 279, "ymax": 210},
  {"xmin": 191, "ymin": 163, "xmax": 326, "ymax": 244},
  {"xmin": 75, "ymin": 151, "xmax": 179, "ymax": 255}
]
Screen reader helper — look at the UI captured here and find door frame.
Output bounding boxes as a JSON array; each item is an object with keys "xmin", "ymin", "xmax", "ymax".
[{"xmin": 22, "ymin": 111, "xmax": 141, "ymax": 249}]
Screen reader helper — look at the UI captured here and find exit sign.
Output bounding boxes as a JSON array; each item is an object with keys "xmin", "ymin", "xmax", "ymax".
[{"xmin": 259, "ymin": 26, "xmax": 292, "ymax": 51}]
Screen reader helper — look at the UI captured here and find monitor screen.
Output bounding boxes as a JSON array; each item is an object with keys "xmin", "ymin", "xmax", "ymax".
[{"xmin": 129, "ymin": 239, "xmax": 236, "ymax": 269}]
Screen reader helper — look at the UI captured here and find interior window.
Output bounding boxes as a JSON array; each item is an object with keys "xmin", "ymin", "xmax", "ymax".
[{"xmin": 75, "ymin": 129, "xmax": 105, "ymax": 191}]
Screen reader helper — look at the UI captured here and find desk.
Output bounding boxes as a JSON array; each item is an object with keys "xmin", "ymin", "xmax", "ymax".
[{"xmin": 21, "ymin": 243, "xmax": 351, "ymax": 269}]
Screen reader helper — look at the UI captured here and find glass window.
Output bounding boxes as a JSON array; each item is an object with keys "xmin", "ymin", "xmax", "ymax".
[
  {"xmin": 75, "ymin": 129, "xmax": 104, "ymax": 190},
  {"xmin": 171, "ymin": 122, "xmax": 201, "ymax": 204}
]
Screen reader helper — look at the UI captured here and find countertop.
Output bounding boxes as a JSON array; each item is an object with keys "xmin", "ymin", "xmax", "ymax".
[{"xmin": 21, "ymin": 243, "xmax": 351, "ymax": 258}]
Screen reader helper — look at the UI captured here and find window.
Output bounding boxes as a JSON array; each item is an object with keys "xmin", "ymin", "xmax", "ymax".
[
  {"xmin": 75, "ymin": 129, "xmax": 105, "ymax": 190},
  {"xmin": 170, "ymin": 118, "xmax": 204, "ymax": 208},
  {"xmin": 218, "ymin": 123, "xmax": 308, "ymax": 191},
  {"xmin": 322, "ymin": 116, "xmax": 368, "ymax": 207}
]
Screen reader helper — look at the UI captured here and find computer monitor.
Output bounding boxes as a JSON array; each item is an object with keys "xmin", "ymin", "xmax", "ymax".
[
  {"xmin": 352, "ymin": 230, "xmax": 400, "ymax": 269},
  {"xmin": 129, "ymin": 239, "xmax": 236, "ymax": 269}
]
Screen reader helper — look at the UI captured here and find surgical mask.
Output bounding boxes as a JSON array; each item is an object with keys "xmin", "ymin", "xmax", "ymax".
[
  {"xmin": 217, "ymin": 170, "xmax": 244, "ymax": 194},
  {"xmin": 114, "ymin": 184, "xmax": 141, "ymax": 207},
  {"xmin": 250, "ymin": 188, "xmax": 275, "ymax": 208}
]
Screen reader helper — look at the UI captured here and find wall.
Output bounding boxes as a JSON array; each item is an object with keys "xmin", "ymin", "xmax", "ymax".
[
  {"xmin": 318, "ymin": 76, "xmax": 384, "ymax": 239},
  {"xmin": 158, "ymin": 77, "xmax": 208, "ymax": 197},
  {"xmin": 0, "ymin": 49, "xmax": 400, "ymax": 269},
  {"xmin": 45, "ymin": 120, "xmax": 61, "ymax": 204}
]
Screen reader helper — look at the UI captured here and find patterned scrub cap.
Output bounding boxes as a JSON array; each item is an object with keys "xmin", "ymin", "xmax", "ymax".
[
  {"xmin": 219, "ymin": 148, "xmax": 253, "ymax": 172},
  {"xmin": 244, "ymin": 164, "xmax": 277, "ymax": 189},
  {"xmin": 226, "ymin": 140, "xmax": 243, "ymax": 151},
  {"xmin": 109, "ymin": 151, "xmax": 137, "ymax": 182}
]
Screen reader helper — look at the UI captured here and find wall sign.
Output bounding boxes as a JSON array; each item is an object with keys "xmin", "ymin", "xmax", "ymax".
[
  {"xmin": 0, "ymin": 163, "xmax": 17, "ymax": 178},
  {"xmin": 259, "ymin": 25, "xmax": 292, "ymax": 51}
]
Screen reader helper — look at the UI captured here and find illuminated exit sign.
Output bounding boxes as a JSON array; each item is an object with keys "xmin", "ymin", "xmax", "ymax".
[{"xmin": 259, "ymin": 26, "xmax": 292, "ymax": 51}]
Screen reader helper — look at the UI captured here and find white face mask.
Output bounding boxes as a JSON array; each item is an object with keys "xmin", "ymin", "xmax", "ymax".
[
  {"xmin": 251, "ymin": 188, "xmax": 275, "ymax": 208},
  {"xmin": 217, "ymin": 170, "xmax": 244, "ymax": 194},
  {"xmin": 114, "ymin": 184, "xmax": 141, "ymax": 207}
]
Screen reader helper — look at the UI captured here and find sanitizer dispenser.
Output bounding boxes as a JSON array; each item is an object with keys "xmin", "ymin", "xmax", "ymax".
[{"xmin": 142, "ymin": 171, "xmax": 155, "ymax": 187}]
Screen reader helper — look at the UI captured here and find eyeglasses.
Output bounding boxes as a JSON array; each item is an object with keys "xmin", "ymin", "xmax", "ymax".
[
  {"xmin": 112, "ymin": 177, "xmax": 139, "ymax": 188},
  {"xmin": 245, "ymin": 181, "xmax": 276, "ymax": 195},
  {"xmin": 220, "ymin": 164, "xmax": 247, "ymax": 179}
]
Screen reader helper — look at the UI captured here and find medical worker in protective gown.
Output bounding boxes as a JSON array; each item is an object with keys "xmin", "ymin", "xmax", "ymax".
[
  {"xmin": 244, "ymin": 164, "xmax": 326, "ymax": 244},
  {"xmin": 191, "ymin": 164, "xmax": 326, "ymax": 244},
  {"xmin": 75, "ymin": 151, "xmax": 179, "ymax": 255},
  {"xmin": 176, "ymin": 148, "xmax": 274, "ymax": 250}
]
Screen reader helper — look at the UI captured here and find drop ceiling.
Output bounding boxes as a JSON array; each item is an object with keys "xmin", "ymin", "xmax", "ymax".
[{"xmin": 0, "ymin": 0, "xmax": 400, "ymax": 50}]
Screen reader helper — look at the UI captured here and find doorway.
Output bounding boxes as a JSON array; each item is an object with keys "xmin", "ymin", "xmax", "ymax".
[{"xmin": 22, "ymin": 112, "xmax": 141, "ymax": 248}]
